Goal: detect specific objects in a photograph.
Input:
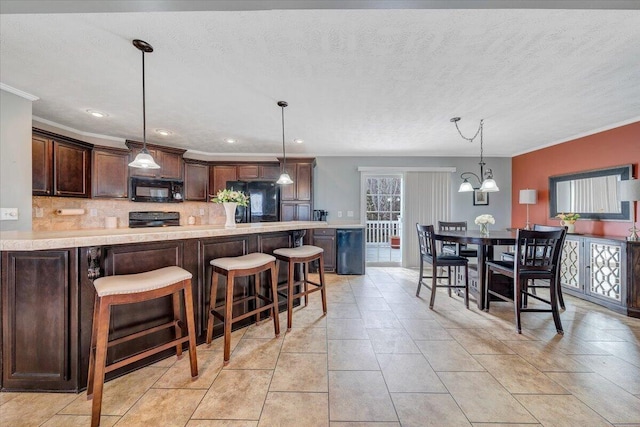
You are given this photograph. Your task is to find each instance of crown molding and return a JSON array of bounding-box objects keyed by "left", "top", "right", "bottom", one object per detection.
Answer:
[{"left": 0, "top": 83, "right": 39, "bottom": 101}]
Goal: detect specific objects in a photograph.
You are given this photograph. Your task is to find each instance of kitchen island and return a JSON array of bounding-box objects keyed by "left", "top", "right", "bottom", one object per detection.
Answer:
[{"left": 0, "top": 221, "right": 327, "bottom": 392}]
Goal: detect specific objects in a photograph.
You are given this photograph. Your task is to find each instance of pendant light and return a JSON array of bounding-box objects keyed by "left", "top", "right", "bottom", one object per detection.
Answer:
[
  {"left": 450, "top": 117, "right": 499, "bottom": 193},
  {"left": 128, "top": 39, "right": 160, "bottom": 169},
  {"left": 276, "top": 101, "right": 294, "bottom": 185}
]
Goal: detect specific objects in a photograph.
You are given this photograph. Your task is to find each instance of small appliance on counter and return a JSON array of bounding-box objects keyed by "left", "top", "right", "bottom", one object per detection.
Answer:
[
  {"left": 129, "top": 211, "right": 180, "bottom": 228},
  {"left": 313, "top": 209, "right": 328, "bottom": 221}
]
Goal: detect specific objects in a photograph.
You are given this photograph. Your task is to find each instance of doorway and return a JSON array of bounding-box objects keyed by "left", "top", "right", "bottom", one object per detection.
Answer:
[{"left": 363, "top": 175, "right": 403, "bottom": 266}]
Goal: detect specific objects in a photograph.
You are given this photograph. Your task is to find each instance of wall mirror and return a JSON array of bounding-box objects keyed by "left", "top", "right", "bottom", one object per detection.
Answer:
[{"left": 549, "top": 164, "right": 632, "bottom": 220}]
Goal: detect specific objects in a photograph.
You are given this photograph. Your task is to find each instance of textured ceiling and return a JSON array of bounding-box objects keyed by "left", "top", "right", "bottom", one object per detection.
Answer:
[{"left": 1, "top": 5, "right": 640, "bottom": 158}]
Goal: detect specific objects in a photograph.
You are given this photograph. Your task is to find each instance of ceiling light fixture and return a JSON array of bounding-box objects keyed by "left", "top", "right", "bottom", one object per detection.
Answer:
[
  {"left": 276, "top": 101, "right": 293, "bottom": 185},
  {"left": 450, "top": 117, "right": 499, "bottom": 192},
  {"left": 128, "top": 39, "right": 160, "bottom": 170},
  {"left": 155, "top": 129, "right": 172, "bottom": 136},
  {"left": 87, "top": 109, "right": 107, "bottom": 118},
  {"left": 225, "top": 138, "right": 236, "bottom": 144}
]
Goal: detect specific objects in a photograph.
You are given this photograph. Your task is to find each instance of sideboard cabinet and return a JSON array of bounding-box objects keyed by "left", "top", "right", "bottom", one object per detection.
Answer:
[{"left": 560, "top": 235, "right": 639, "bottom": 316}]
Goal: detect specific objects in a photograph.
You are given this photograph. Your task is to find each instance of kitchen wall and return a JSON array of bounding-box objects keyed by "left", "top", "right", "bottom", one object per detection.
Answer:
[
  {"left": 32, "top": 197, "right": 225, "bottom": 231},
  {"left": 512, "top": 121, "right": 640, "bottom": 237},
  {"left": 0, "top": 89, "right": 33, "bottom": 232},
  {"left": 313, "top": 156, "right": 512, "bottom": 230}
]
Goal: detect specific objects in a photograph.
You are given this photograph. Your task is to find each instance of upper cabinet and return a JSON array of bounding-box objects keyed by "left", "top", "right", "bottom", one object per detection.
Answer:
[
  {"left": 92, "top": 147, "right": 129, "bottom": 199},
  {"left": 184, "top": 160, "right": 209, "bottom": 201},
  {"left": 125, "top": 140, "right": 186, "bottom": 179},
  {"left": 32, "top": 129, "right": 92, "bottom": 198},
  {"left": 210, "top": 165, "right": 238, "bottom": 196},
  {"left": 209, "top": 163, "right": 282, "bottom": 196},
  {"left": 280, "top": 159, "right": 314, "bottom": 202}
]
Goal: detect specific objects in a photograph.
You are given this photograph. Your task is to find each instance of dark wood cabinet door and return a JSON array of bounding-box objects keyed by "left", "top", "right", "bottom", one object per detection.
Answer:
[
  {"left": 185, "top": 162, "right": 209, "bottom": 201},
  {"left": 2, "top": 250, "right": 78, "bottom": 391},
  {"left": 159, "top": 151, "right": 183, "bottom": 179},
  {"left": 280, "top": 171, "right": 296, "bottom": 201},
  {"left": 32, "top": 135, "right": 53, "bottom": 195},
  {"left": 211, "top": 166, "right": 237, "bottom": 194},
  {"left": 259, "top": 164, "right": 281, "bottom": 180},
  {"left": 281, "top": 203, "right": 296, "bottom": 221},
  {"left": 92, "top": 148, "right": 129, "bottom": 198},
  {"left": 313, "top": 234, "right": 336, "bottom": 271},
  {"left": 237, "top": 165, "right": 259, "bottom": 179},
  {"left": 297, "top": 202, "right": 311, "bottom": 221},
  {"left": 53, "top": 140, "right": 91, "bottom": 197},
  {"left": 296, "top": 163, "right": 312, "bottom": 201}
]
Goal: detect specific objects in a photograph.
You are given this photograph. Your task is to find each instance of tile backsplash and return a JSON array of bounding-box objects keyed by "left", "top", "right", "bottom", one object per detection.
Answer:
[{"left": 32, "top": 197, "right": 225, "bottom": 231}]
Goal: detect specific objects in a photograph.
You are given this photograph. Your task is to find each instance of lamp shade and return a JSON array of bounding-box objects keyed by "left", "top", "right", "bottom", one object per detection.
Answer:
[
  {"left": 458, "top": 180, "right": 474, "bottom": 192},
  {"left": 519, "top": 189, "right": 537, "bottom": 205},
  {"left": 479, "top": 178, "right": 499, "bottom": 192},
  {"left": 128, "top": 149, "right": 160, "bottom": 169},
  {"left": 619, "top": 179, "right": 640, "bottom": 202},
  {"left": 276, "top": 172, "right": 293, "bottom": 185}
]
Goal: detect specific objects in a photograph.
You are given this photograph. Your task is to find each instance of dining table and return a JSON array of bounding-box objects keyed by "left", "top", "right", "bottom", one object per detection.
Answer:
[{"left": 433, "top": 229, "right": 517, "bottom": 310}]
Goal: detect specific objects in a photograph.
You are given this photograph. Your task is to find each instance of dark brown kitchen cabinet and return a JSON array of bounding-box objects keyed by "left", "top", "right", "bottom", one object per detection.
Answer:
[
  {"left": 313, "top": 228, "right": 336, "bottom": 272},
  {"left": 184, "top": 161, "right": 209, "bottom": 201},
  {"left": 281, "top": 202, "right": 311, "bottom": 221},
  {"left": 210, "top": 165, "right": 238, "bottom": 195},
  {"left": 1, "top": 250, "right": 79, "bottom": 391},
  {"left": 280, "top": 160, "right": 314, "bottom": 201},
  {"left": 92, "top": 147, "right": 129, "bottom": 198},
  {"left": 260, "top": 164, "right": 281, "bottom": 180},
  {"left": 237, "top": 165, "right": 259, "bottom": 179},
  {"left": 32, "top": 129, "right": 92, "bottom": 198},
  {"left": 126, "top": 140, "right": 185, "bottom": 179}
]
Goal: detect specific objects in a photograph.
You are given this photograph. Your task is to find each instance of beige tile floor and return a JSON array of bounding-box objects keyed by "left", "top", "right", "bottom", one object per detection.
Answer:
[{"left": 2, "top": 267, "right": 640, "bottom": 426}]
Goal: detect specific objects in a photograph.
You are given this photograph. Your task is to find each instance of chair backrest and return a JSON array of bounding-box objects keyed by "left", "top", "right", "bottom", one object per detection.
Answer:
[
  {"left": 438, "top": 221, "right": 467, "bottom": 232},
  {"left": 514, "top": 228, "right": 566, "bottom": 276},
  {"left": 532, "top": 224, "right": 566, "bottom": 232},
  {"left": 416, "top": 223, "right": 437, "bottom": 260}
]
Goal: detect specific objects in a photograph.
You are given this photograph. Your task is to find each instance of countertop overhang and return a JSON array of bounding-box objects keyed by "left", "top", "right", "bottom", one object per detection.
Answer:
[{"left": 0, "top": 221, "right": 329, "bottom": 251}]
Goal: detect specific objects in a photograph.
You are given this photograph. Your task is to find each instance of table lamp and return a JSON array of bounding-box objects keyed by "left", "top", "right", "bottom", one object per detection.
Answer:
[
  {"left": 519, "top": 189, "right": 537, "bottom": 230},
  {"left": 619, "top": 178, "right": 640, "bottom": 241}
]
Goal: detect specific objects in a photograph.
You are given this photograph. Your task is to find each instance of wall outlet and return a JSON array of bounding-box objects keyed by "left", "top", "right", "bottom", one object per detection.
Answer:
[
  {"left": 90, "top": 208, "right": 98, "bottom": 217},
  {"left": 347, "top": 210, "right": 354, "bottom": 217},
  {"left": 199, "top": 208, "right": 205, "bottom": 216},
  {"left": 0, "top": 208, "right": 19, "bottom": 221},
  {"left": 35, "top": 207, "right": 44, "bottom": 218},
  {"left": 337, "top": 211, "right": 343, "bottom": 218}
]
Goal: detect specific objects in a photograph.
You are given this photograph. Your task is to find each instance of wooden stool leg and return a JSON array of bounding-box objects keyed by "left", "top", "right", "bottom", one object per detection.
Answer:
[
  {"left": 286, "top": 259, "right": 295, "bottom": 331},
  {"left": 269, "top": 262, "right": 280, "bottom": 337},
  {"left": 206, "top": 271, "right": 216, "bottom": 345},
  {"left": 86, "top": 293, "right": 100, "bottom": 400},
  {"left": 90, "top": 297, "right": 111, "bottom": 427},
  {"left": 223, "top": 272, "right": 235, "bottom": 365},
  {"left": 318, "top": 254, "right": 327, "bottom": 314},
  {"left": 183, "top": 280, "right": 199, "bottom": 377},
  {"left": 303, "top": 262, "right": 309, "bottom": 307},
  {"left": 172, "top": 291, "right": 183, "bottom": 359},
  {"left": 254, "top": 272, "right": 262, "bottom": 325}
]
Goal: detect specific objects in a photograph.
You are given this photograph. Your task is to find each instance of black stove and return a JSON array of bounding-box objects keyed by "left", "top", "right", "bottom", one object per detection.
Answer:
[{"left": 129, "top": 211, "right": 180, "bottom": 228}]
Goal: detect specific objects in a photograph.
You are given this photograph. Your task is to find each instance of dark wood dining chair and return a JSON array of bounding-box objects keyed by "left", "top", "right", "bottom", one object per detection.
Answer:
[
  {"left": 486, "top": 228, "right": 567, "bottom": 334},
  {"left": 437, "top": 221, "right": 477, "bottom": 258},
  {"left": 416, "top": 223, "right": 469, "bottom": 309}
]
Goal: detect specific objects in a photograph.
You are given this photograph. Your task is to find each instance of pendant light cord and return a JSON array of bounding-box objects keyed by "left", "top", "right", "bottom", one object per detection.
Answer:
[
  {"left": 281, "top": 104, "right": 286, "bottom": 173},
  {"left": 141, "top": 49, "right": 147, "bottom": 150}
]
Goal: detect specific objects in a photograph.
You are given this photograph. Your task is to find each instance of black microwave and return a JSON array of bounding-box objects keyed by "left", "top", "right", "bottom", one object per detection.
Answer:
[{"left": 130, "top": 177, "right": 184, "bottom": 203}]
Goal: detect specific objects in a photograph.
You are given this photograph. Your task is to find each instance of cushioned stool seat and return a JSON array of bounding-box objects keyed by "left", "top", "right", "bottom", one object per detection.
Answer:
[
  {"left": 206, "top": 252, "right": 280, "bottom": 364},
  {"left": 273, "top": 245, "right": 327, "bottom": 331},
  {"left": 87, "top": 266, "right": 197, "bottom": 427}
]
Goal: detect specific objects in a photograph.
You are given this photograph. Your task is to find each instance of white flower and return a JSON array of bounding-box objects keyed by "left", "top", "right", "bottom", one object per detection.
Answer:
[{"left": 474, "top": 214, "right": 495, "bottom": 225}]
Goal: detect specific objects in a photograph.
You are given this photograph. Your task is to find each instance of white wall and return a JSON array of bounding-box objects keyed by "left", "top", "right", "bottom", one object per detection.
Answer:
[
  {"left": 313, "top": 156, "right": 512, "bottom": 230},
  {"left": 1, "top": 90, "right": 33, "bottom": 231}
]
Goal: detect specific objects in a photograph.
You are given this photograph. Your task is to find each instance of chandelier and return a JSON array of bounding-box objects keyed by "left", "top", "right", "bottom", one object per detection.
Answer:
[{"left": 450, "top": 117, "right": 499, "bottom": 192}]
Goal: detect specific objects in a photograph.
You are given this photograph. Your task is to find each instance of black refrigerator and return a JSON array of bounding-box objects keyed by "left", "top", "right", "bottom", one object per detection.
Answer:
[{"left": 226, "top": 181, "right": 279, "bottom": 223}]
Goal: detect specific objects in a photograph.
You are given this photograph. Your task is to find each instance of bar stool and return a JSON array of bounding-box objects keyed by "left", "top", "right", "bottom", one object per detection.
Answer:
[
  {"left": 206, "top": 252, "right": 280, "bottom": 364},
  {"left": 273, "top": 245, "right": 327, "bottom": 331},
  {"left": 87, "top": 266, "right": 198, "bottom": 427}
]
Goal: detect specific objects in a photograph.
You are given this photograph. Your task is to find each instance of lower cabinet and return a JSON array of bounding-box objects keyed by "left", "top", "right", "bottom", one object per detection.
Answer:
[
  {"left": 313, "top": 228, "right": 336, "bottom": 272},
  {"left": 560, "top": 236, "right": 629, "bottom": 314},
  {"left": 1, "top": 250, "right": 78, "bottom": 391}
]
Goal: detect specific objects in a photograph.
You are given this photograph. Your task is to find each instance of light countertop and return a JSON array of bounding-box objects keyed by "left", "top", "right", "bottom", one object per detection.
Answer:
[{"left": 0, "top": 221, "right": 328, "bottom": 251}]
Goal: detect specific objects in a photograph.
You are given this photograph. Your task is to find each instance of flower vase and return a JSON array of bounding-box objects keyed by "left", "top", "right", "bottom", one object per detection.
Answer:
[
  {"left": 561, "top": 221, "right": 575, "bottom": 234},
  {"left": 223, "top": 202, "right": 237, "bottom": 228},
  {"left": 480, "top": 223, "right": 489, "bottom": 235}
]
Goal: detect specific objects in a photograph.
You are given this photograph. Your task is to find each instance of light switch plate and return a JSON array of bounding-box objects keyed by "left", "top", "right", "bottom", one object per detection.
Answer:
[
  {"left": 337, "top": 211, "right": 343, "bottom": 218},
  {"left": 90, "top": 209, "right": 98, "bottom": 217},
  {"left": 199, "top": 209, "right": 205, "bottom": 216},
  {"left": 35, "top": 207, "right": 44, "bottom": 217},
  {"left": 347, "top": 210, "right": 354, "bottom": 217},
  {"left": 0, "top": 208, "right": 19, "bottom": 220}
]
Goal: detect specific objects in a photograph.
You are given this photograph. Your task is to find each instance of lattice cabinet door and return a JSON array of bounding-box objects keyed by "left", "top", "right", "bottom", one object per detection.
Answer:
[
  {"left": 587, "top": 239, "right": 626, "bottom": 304},
  {"left": 560, "top": 238, "right": 581, "bottom": 291}
]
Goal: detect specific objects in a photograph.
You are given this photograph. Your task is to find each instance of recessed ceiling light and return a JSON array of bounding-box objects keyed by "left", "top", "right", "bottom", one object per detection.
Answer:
[
  {"left": 225, "top": 138, "right": 236, "bottom": 144},
  {"left": 293, "top": 139, "right": 304, "bottom": 144},
  {"left": 155, "top": 129, "right": 172, "bottom": 136},
  {"left": 86, "top": 109, "right": 108, "bottom": 118}
]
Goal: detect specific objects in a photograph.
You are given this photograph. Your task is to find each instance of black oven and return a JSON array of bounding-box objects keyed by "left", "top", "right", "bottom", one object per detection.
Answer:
[{"left": 130, "top": 177, "right": 184, "bottom": 203}]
